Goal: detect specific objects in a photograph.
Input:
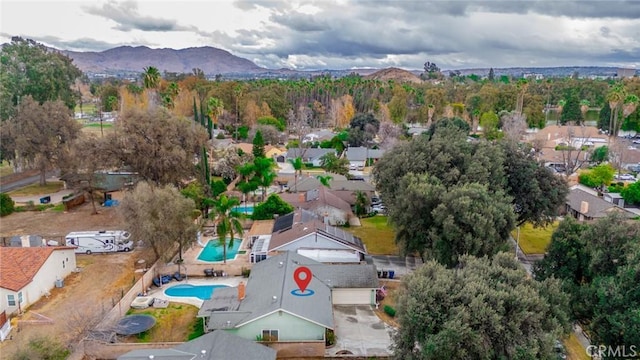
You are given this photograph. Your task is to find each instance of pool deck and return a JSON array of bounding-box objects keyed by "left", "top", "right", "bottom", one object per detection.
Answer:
[{"left": 147, "top": 276, "right": 246, "bottom": 308}]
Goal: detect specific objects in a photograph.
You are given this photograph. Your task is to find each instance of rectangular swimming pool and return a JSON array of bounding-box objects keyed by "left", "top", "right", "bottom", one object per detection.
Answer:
[
  {"left": 197, "top": 238, "right": 242, "bottom": 262},
  {"left": 164, "top": 284, "right": 229, "bottom": 300},
  {"left": 232, "top": 205, "right": 254, "bottom": 214}
]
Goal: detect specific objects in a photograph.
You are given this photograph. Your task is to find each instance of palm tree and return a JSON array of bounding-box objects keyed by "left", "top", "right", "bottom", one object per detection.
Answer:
[
  {"left": 316, "top": 175, "right": 333, "bottom": 188},
  {"left": 289, "top": 157, "right": 304, "bottom": 191},
  {"left": 210, "top": 194, "right": 244, "bottom": 264},
  {"left": 207, "top": 97, "right": 224, "bottom": 128},
  {"left": 353, "top": 190, "right": 369, "bottom": 217},
  {"left": 607, "top": 84, "right": 626, "bottom": 138},
  {"left": 143, "top": 66, "right": 161, "bottom": 107}
]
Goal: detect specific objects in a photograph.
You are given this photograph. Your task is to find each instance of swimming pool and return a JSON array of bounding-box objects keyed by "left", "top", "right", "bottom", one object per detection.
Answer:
[
  {"left": 197, "top": 238, "right": 242, "bottom": 262},
  {"left": 164, "top": 284, "right": 229, "bottom": 300},
  {"left": 232, "top": 205, "right": 254, "bottom": 214}
]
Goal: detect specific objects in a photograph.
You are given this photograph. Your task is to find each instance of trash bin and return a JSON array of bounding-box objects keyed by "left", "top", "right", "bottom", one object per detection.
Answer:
[
  {"left": 105, "top": 193, "right": 112, "bottom": 201},
  {"left": 55, "top": 279, "right": 64, "bottom": 288},
  {"left": 382, "top": 270, "right": 388, "bottom": 278},
  {"left": 40, "top": 196, "right": 51, "bottom": 204},
  {"left": 388, "top": 270, "right": 395, "bottom": 279}
]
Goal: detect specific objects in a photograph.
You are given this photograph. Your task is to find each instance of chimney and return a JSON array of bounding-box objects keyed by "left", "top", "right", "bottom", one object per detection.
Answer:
[
  {"left": 580, "top": 201, "right": 589, "bottom": 214},
  {"left": 237, "top": 281, "right": 246, "bottom": 301},
  {"left": 299, "top": 192, "right": 305, "bottom": 203}
]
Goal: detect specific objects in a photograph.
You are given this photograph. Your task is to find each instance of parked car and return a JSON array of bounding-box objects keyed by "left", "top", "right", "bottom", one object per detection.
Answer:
[
  {"left": 371, "top": 197, "right": 381, "bottom": 206},
  {"left": 615, "top": 173, "right": 636, "bottom": 181},
  {"left": 633, "top": 139, "right": 640, "bottom": 144},
  {"left": 372, "top": 204, "right": 386, "bottom": 214}
]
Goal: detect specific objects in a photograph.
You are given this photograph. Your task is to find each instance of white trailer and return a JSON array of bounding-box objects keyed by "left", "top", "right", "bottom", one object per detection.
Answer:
[{"left": 65, "top": 230, "right": 133, "bottom": 254}]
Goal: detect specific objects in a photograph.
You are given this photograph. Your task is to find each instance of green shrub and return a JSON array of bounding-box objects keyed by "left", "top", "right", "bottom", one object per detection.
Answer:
[
  {"left": 384, "top": 305, "right": 396, "bottom": 317},
  {"left": 0, "top": 193, "right": 15, "bottom": 216},
  {"left": 216, "top": 132, "right": 226, "bottom": 139},
  {"left": 210, "top": 180, "right": 227, "bottom": 197},
  {"left": 257, "top": 116, "right": 285, "bottom": 132},
  {"left": 241, "top": 267, "right": 251, "bottom": 278},
  {"left": 251, "top": 194, "right": 294, "bottom": 220}
]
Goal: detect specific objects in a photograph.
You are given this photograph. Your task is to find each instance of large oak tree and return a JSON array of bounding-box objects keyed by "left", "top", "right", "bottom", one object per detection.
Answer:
[
  {"left": 106, "top": 107, "right": 208, "bottom": 186},
  {"left": 393, "top": 253, "right": 570, "bottom": 359}
]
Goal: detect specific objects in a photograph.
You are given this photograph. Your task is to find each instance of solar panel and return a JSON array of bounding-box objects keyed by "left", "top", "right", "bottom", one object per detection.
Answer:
[{"left": 272, "top": 212, "right": 294, "bottom": 233}]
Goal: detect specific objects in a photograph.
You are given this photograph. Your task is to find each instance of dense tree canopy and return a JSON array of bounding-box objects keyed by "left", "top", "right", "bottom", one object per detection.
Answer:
[
  {"left": 393, "top": 253, "right": 570, "bottom": 359},
  {"left": 4, "top": 96, "right": 81, "bottom": 185},
  {"left": 534, "top": 215, "right": 640, "bottom": 348},
  {"left": 373, "top": 122, "right": 568, "bottom": 264},
  {"left": 0, "top": 37, "right": 82, "bottom": 121},
  {"left": 105, "top": 107, "right": 208, "bottom": 185}
]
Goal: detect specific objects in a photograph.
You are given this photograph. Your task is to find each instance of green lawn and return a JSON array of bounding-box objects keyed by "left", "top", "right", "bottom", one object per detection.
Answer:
[
  {"left": 346, "top": 216, "right": 398, "bottom": 255},
  {"left": 512, "top": 222, "right": 559, "bottom": 255}
]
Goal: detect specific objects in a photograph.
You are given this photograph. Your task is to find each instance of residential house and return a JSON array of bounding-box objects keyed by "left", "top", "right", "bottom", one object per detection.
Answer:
[
  {"left": 286, "top": 176, "right": 375, "bottom": 206},
  {"left": 0, "top": 247, "right": 77, "bottom": 317},
  {"left": 524, "top": 125, "right": 607, "bottom": 172},
  {"left": 268, "top": 210, "right": 367, "bottom": 263},
  {"left": 344, "top": 147, "right": 385, "bottom": 169},
  {"left": 197, "top": 252, "right": 378, "bottom": 357},
  {"left": 280, "top": 187, "right": 354, "bottom": 226},
  {"left": 231, "top": 143, "right": 286, "bottom": 159},
  {"left": 603, "top": 192, "right": 625, "bottom": 207},
  {"left": 285, "top": 148, "right": 336, "bottom": 167},
  {"left": 303, "top": 130, "right": 335, "bottom": 144},
  {"left": 247, "top": 220, "right": 275, "bottom": 264},
  {"left": 565, "top": 188, "right": 636, "bottom": 221},
  {"left": 117, "top": 329, "right": 276, "bottom": 360}
]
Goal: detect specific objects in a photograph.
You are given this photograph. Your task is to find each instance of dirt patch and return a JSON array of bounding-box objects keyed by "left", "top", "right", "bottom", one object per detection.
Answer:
[
  {"left": 0, "top": 198, "right": 155, "bottom": 358},
  {"left": 0, "top": 192, "right": 126, "bottom": 240},
  {"left": 374, "top": 280, "right": 400, "bottom": 328},
  {"left": 123, "top": 303, "right": 200, "bottom": 343}
]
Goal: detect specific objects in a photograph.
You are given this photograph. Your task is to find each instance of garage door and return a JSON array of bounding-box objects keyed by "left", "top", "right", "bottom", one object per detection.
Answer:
[{"left": 332, "top": 289, "right": 374, "bottom": 305}]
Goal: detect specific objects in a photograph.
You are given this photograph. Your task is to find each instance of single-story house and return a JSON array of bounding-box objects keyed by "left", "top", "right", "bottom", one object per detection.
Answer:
[
  {"left": 0, "top": 247, "right": 77, "bottom": 317},
  {"left": 565, "top": 188, "right": 636, "bottom": 221},
  {"left": 286, "top": 174, "right": 348, "bottom": 193},
  {"left": 280, "top": 187, "right": 354, "bottom": 226},
  {"left": 117, "top": 329, "right": 276, "bottom": 360},
  {"left": 231, "top": 143, "right": 286, "bottom": 159},
  {"left": 268, "top": 210, "right": 367, "bottom": 263},
  {"left": 197, "top": 252, "right": 378, "bottom": 356},
  {"left": 344, "top": 147, "right": 386, "bottom": 169},
  {"left": 285, "top": 148, "right": 336, "bottom": 167},
  {"left": 303, "top": 130, "right": 336, "bottom": 144},
  {"left": 328, "top": 180, "right": 376, "bottom": 205}
]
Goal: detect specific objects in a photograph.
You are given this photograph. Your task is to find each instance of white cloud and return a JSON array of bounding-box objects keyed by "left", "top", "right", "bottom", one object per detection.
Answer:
[{"left": 1, "top": 0, "right": 638, "bottom": 70}]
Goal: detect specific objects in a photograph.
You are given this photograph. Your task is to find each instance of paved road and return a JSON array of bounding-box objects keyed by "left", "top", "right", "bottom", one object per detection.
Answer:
[{"left": 0, "top": 170, "right": 59, "bottom": 193}]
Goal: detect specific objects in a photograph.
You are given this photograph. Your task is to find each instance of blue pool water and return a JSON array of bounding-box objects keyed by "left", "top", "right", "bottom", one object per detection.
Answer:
[
  {"left": 232, "top": 205, "right": 254, "bottom": 214},
  {"left": 164, "top": 284, "right": 229, "bottom": 300},
  {"left": 197, "top": 239, "right": 242, "bottom": 262}
]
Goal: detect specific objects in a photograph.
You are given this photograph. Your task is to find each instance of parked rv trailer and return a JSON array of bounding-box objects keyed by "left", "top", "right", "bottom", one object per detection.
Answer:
[{"left": 65, "top": 230, "right": 133, "bottom": 254}]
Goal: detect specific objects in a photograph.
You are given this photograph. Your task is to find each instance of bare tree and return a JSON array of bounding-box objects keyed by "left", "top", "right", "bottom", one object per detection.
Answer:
[
  {"left": 377, "top": 121, "right": 401, "bottom": 150},
  {"left": 106, "top": 107, "right": 208, "bottom": 186},
  {"left": 500, "top": 110, "right": 528, "bottom": 142},
  {"left": 60, "top": 135, "right": 119, "bottom": 214},
  {"left": 120, "top": 182, "right": 199, "bottom": 262},
  {"left": 559, "top": 126, "right": 591, "bottom": 176}
]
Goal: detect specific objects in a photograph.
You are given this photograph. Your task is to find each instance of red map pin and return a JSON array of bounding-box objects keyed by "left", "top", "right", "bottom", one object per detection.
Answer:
[{"left": 294, "top": 266, "right": 312, "bottom": 293}]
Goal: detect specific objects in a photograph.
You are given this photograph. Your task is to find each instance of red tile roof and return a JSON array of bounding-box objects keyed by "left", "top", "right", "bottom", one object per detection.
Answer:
[{"left": 0, "top": 247, "right": 74, "bottom": 291}]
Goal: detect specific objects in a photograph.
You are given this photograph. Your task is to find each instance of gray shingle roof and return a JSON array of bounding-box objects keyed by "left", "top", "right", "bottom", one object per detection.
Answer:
[
  {"left": 287, "top": 148, "right": 336, "bottom": 162},
  {"left": 345, "top": 147, "right": 386, "bottom": 161},
  {"left": 566, "top": 189, "right": 635, "bottom": 219},
  {"left": 118, "top": 330, "right": 276, "bottom": 360},
  {"left": 268, "top": 210, "right": 365, "bottom": 253},
  {"left": 307, "top": 264, "right": 379, "bottom": 288},
  {"left": 201, "top": 252, "right": 334, "bottom": 332}
]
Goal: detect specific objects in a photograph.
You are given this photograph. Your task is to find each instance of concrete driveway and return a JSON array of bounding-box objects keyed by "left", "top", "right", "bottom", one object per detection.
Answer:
[
  {"left": 371, "top": 255, "right": 423, "bottom": 278},
  {"left": 328, "top": 305, "right": 394, "bottom": 357}
]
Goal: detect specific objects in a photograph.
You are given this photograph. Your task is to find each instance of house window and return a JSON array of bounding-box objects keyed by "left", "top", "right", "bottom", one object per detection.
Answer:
[
  {"left": 7, "top": 294, "right": 15, "bottom": 307},
  {"left": 262, "top": 329, "right": 279, "bottom": 341},
  {"left": 18, "top": 292, "right": 23, "bottom": 304}
]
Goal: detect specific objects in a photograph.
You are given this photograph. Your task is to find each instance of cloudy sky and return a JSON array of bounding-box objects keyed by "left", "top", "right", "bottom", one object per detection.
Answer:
[{"left": 1, "top": 0, "right": 639, "bottom": 71}]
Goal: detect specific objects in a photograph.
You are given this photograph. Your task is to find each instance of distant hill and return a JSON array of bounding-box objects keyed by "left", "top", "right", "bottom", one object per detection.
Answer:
[
  {"left": 364, "top": 67, "right": 423, "bottom": 84},
  {"left": 61, "top": 46, "right": 265, "bottom": 75}
]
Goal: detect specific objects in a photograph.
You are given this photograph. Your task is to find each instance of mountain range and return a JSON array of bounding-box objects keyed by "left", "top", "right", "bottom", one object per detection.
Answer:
[{"left": 58, "top": 45, "right": 633, "bottom": 79}]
